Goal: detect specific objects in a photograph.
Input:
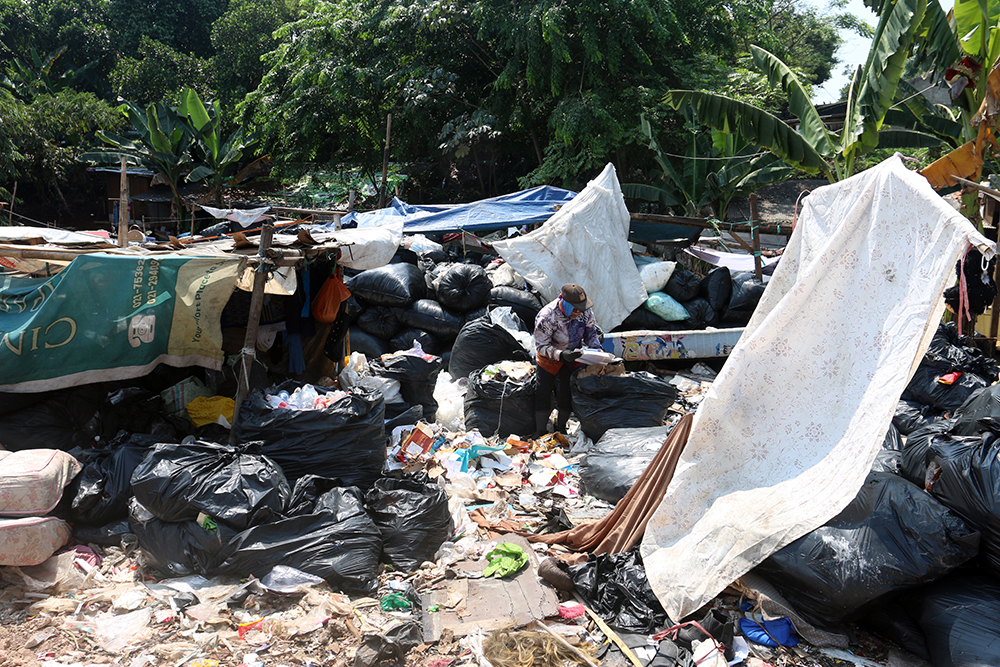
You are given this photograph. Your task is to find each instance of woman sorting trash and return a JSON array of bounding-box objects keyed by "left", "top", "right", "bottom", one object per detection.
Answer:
[{"left": 533, "top": 283, "right": 601, "bottom": 435}]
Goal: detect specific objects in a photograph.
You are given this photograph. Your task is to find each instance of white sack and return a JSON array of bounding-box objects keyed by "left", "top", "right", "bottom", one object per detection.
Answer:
[
  {"left": 330, "top": 219, "right": 403, "bottom": 270},
  {"left": 492, "top": 164, "right": 647, "bottom": 330},
  {"left": 641, "top": 156, "right": 994, "bottom": 621}
]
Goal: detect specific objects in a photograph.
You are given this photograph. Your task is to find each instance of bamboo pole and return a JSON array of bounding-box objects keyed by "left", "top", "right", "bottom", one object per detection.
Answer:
[
  {"left": 8, "top": 181, "right": 17, "bottom": 225},
  {"left": 750, "top": 193, "right": 763, "bottom": 281},
  {"left": 118, "top": 159, "right": 129, "bottom": 247},
  {"left": 230, "top": 220, "right": 275, "bottom": 445},
  {"left": 378, "top": 113, "right": 393, "bottom": 209}
]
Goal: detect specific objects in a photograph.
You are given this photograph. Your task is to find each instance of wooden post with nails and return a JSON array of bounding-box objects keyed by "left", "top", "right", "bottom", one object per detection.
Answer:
[{"left": 230, "top": 220, "right": 274, "bottom": 444}]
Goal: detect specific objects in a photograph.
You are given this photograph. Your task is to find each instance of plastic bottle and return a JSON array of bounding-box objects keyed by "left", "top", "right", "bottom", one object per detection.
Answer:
[
  {"left": 299, "top": 385, "right": 319, "bottom": 410},
  {"left": 265, "top": 395, "right": 284, "bottom": 409}
]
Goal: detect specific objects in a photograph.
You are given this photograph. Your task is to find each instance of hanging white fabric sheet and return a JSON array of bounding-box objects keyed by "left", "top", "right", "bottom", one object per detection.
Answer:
[
  {"left": 641, "top": 156, "right": 994, "bottom": 621},
  {"left": 492, "top": 163, "right": 647, "bottom": 331}
]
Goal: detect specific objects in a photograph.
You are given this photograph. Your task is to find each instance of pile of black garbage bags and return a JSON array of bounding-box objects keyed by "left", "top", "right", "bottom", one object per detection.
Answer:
[
  {"left": 746, "top": 322, "right": 1000, "bottom": 665},
  {"left": 335, "top": 249, "right": 544, "bottom": 364},
  {"left": 614, "top": 266, "right": 766, "bottom": 332},
  {"left": 36, "top": 379, "right": 455, "bottom": 595}
]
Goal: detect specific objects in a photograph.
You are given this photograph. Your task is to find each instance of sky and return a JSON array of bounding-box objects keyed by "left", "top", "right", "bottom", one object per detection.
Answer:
[{"left": 810, "top": 0, "right": 952, "bottom": 104}]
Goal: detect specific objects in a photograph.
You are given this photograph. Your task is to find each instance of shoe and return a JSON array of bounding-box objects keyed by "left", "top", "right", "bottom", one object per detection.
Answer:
[{"left": 533, "top": 411, "right": 549, "bottom": 438}]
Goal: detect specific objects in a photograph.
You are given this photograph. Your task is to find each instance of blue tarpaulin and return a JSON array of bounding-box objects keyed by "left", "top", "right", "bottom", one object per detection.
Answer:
[{"left": 329, "top": 185, "right": 577, "bottom": 234}]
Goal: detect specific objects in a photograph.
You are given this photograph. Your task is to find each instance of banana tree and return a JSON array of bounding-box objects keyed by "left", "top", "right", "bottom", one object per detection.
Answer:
[
  {"left": 663, "top": 0, "right": 939, "bottom": 182},
  {"left": 623, "top": 113, "right": 793, "bottom": 220},
  {"left": 179, "top": 88, "right": 256, "bottom": 206},
  {"left": 79, "top": 100, "right": 196, "bottom": 224}
]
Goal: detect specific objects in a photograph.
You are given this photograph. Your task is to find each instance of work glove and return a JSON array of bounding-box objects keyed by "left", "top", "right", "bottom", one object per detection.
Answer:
[{"left": 560, "top": 349, "right": 582, "bottom": 363}]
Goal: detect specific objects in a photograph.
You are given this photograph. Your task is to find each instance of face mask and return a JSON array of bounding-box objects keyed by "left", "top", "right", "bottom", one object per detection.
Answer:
[{"left": 559, "top": 297, "right": 576, "bottom": 317}]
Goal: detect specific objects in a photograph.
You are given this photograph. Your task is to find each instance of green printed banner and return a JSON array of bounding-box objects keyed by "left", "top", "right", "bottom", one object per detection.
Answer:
[{"left": 0, "top": 253, "right": 244, "bottom": 392}]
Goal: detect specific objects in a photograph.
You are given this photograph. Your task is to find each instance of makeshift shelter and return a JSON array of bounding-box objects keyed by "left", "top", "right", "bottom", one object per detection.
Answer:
[
  {"left": 493, "top": 164, "right": 647, "bottom": 331},
  {"left": 0, "top": 220, "right": 397, "bottom": 392},
  {"left": 640, "top": 156, "right": 995, "bottom": 621}
]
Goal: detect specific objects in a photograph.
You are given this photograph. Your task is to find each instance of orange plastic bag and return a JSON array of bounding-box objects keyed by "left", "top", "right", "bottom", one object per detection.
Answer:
[{"left": 312, "top": 272, "right": 351, "bottom": 323}]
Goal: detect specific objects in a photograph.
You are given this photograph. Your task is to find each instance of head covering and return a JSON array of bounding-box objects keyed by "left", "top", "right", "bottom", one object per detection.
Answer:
[{"left": 560, "top": 283, "right": 594, "bottom": 310}]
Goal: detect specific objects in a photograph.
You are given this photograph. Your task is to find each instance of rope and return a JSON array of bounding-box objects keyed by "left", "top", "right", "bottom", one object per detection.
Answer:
[
  {"left": 792, "top": 190, "right": 811, "bottom": 232},
  {"left": 958, "top": 248, "right": 970, "bottom": 337}
]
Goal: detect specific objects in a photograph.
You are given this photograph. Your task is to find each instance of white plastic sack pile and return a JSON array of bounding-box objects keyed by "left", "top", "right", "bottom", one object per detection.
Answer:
[
  {"left": 493, "top": 164, "right": 647, "bottom": 331},
  {"left": 329, "top": 219, "right": 404, "bottom": 270},
  {"left": 641, "top": 156, "right": 995, "bottom": 621}
]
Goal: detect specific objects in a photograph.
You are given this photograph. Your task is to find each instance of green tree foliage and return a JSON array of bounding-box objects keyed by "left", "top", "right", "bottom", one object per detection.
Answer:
[
  {"left": 241, "top": 0, "right": 859, "bottom": 197},
  {"left": 82, "top": 100, "right": 198, "bottom": 222},
  {"left": 211, "top": 0, "right": 292, "bottom": 108},
  {"left": 665, "top": 0, "right": 938, "bottom": 182},
  {"left": 180, "top": 87, "right": 257, "bottom": 204},
  {"left": 110, "top": 37, "right": 215, "bottom": 106},
  {"left": 0, "top": 88, "right": 121, "bottom": 207},
  {"left": 106, "top": 0, "right": 228, "bottom": 58}
]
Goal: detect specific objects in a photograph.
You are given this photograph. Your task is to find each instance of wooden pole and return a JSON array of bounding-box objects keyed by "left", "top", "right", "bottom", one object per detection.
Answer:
[
  {"left": 8, "top": 181, "right": 17, "bottom": 225},
  {"left": 118, "top": 159, "right": 129, "bottom": 247},
  {"left": 230, "top": 220, "right": 275, "bottom": 445},
  {"left": 750, "top": 193, "right": 763, "bottom": 281},
  {"left": 378, "top": 113, "right": 393, "bottom": 209}
]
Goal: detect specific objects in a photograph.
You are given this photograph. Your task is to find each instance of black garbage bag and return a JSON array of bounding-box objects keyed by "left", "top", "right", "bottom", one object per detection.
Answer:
[
  {"left": 464, "top": 365, "right": 536, "bottom": 438},
  {"left": 357, "top": 305, "right": 403, "bottom": 340},
  {"left": 613, "top": 306, "right": 690, "bottom": 332},
  {"left": 901, "top": 354, "right": 990, "bottom": 412},
  {"left": 217, "top": 487, "right": 382, "bottom": 594},
  {"left": 355, "top": 622, "right": 424, "bottom": 667},
  {"left": 434, "top": 264, "right": 491, "bottom": 312},
  {"left": 928, "top": 321, "right": 1000, "bottom": 383},
  {"left": 385, "top": 403, "right": 424, "bottom": 432},
  {"left": 882, "top": 423, "right": 904, "bottom": 451},
  {"left": 899, "top": 420, "right": 958, "bottom": 482},
  {"left": 0, "top": 385, "right": 104, "bottom": 451},
  {"left": 73, "top": 519, "right": 132, "bottom": 548},
  {"left": 913, "top": 571, "right": 1000, "bottom": 667},
  {"left": 860, "top": 598, "right": 930, "bottom": 661},
  {"left": 679, "top": 297, "right": 714, "bottom": 329},
  {"left": 347, "top": 263, "right": 426, "bottom": 307},
  {"left": 898, "top": 427, "right": 1000, "bottom": 576},
  {"left": 390, "top": 328, "right": 444, "bottom": 355},
  {"left": 364, "top": 471, "right": 453, "bottom": 572},
  {"left": 285, "top": 474, "right": 345, "bottom": 516},
  {"left": 397, "top": 299, "right": 464, "bottom": 340},
  {"left": 69, "top": 433, "right": 162, "bottom": 526},
  {"left": 952, "top": 384, "right": 1000, "bottom": 436},
  {"left": 131, "top": 440, "right": 291, "bottom": 530},
  {"left": 236, "top": 382, "right": 385, "bottom": 489},
  {"left": 449, "top": 317, "right": 531, "bottom": 379},
  {"left": 698, "top": 266, "right": 732, "bottom": 317},
  {"left": 569, "top": 547, "right": 668, "bottom": 633},
  {"left": 581, "top": 426, "right": 670, "bottom": 503},
  {"left": 129, "top": 498, "right": 237, "bottom": 577},
  {"left": 754, "top": 472, "right": 979, "bottom": 625},
  {"left": 665, "top": 267, "right": 701, "bottom": 303},
  {"left": 725, "top": 270, "right": 766, "bottom": 322},
  {"left": 347, "top": 326, "right": 391, "bottom": 359},
  {"left": 370, "top": 353, "right": 443, "bottom": 417},
  {"left": 871, "top": 449, "right": 903, "bottom": 475},
  {"left": 489, "top": 286, "right": 542, "bottom": 333},
  {"left": 894, "top": 399, "right": 947, "bottom": 436},
  {"left": 99, "top": 387, "right": 165, "bottom": 437},
  {"left": 571, "top": 369, "right": 678, "bottom": 441}
]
